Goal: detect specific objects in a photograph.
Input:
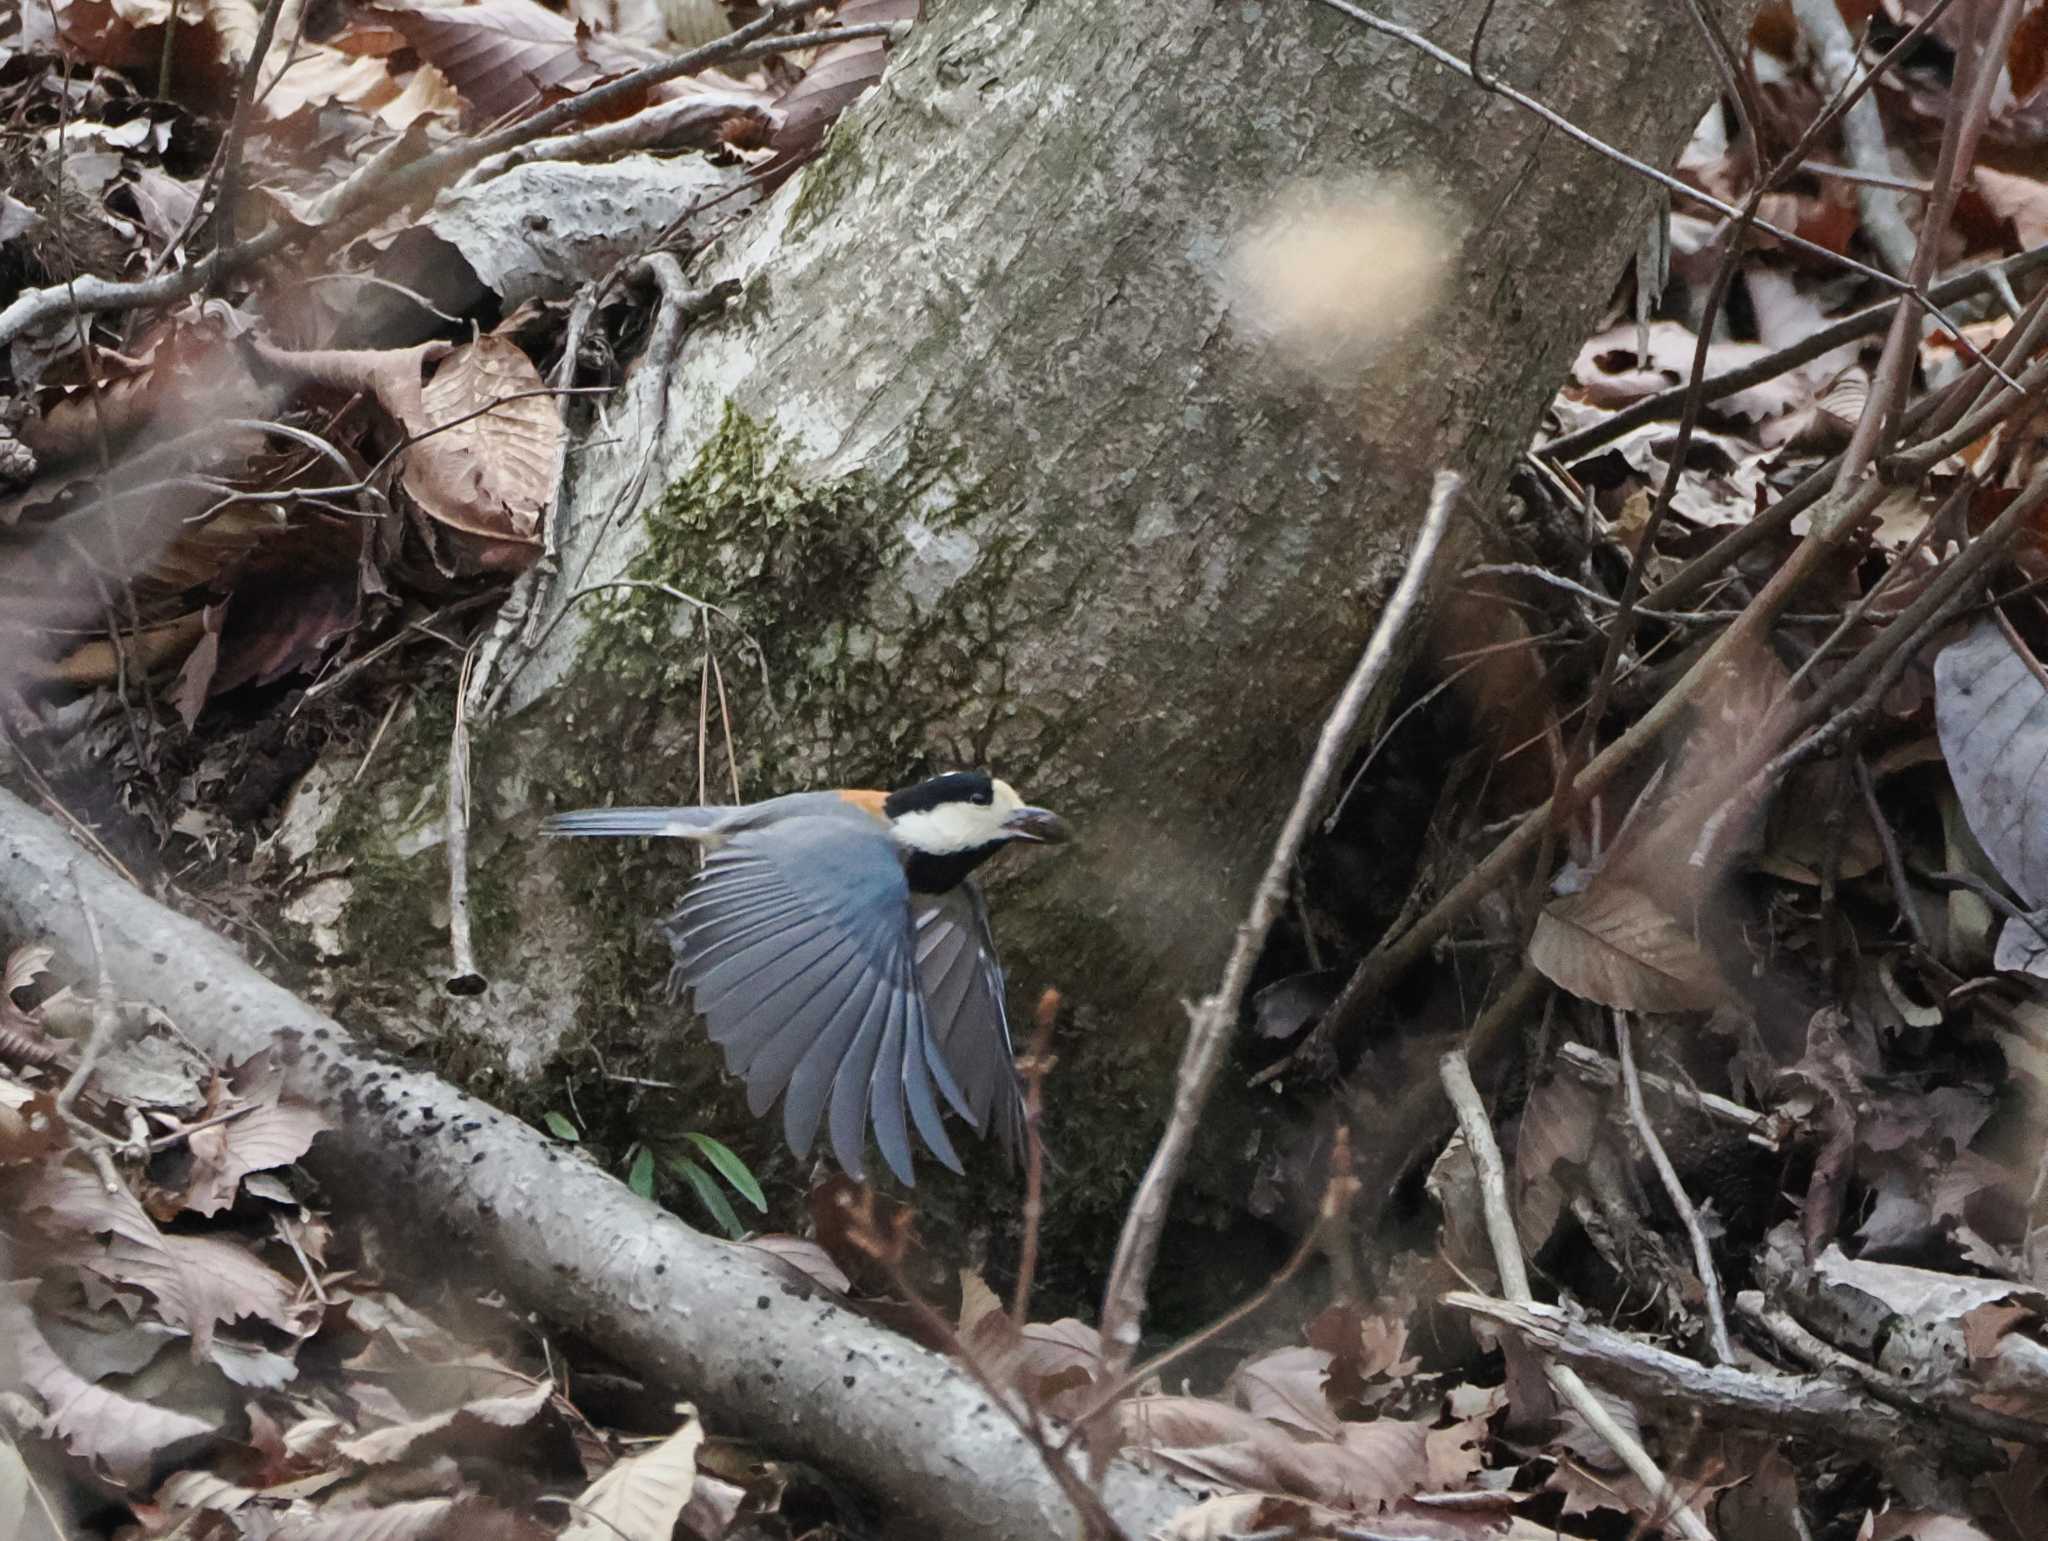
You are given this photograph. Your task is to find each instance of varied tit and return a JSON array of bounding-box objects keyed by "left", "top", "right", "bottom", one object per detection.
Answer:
[{"left": 544, "top": 771, "right": 1068, "bottom": 1185}]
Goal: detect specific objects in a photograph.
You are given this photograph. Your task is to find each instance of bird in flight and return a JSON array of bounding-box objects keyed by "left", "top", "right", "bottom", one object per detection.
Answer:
[{"left": 545, "top": 770, "right": 1067, "bottom": 1185}]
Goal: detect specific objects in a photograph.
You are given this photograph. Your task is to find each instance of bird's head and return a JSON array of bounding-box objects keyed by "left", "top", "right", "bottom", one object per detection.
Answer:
[{"left": 882, "top": 770, "right": 1068, "bottom": 858}]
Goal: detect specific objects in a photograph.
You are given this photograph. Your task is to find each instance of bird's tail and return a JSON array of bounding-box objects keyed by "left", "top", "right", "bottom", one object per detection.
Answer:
[{"left": 542, "top": 806, "right": 722, "bottom": 839}]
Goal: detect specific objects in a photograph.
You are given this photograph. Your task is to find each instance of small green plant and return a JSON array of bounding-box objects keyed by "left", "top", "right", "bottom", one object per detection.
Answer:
[
  {"left": 538, "top": 1111, "right": 764, "bottom": 1238},
  {"left": 602, "top": 1133, "right": 766, "bottom": 1240},
  {"left": 664, "top": 1133, "right": 766, "bottom": 1239},
  {"left": 541, "top": 1111, "right": 581, "bottom": 1142}
]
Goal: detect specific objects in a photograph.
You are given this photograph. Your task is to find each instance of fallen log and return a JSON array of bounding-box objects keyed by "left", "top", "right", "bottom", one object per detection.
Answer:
[{"left": 0, "top": 787, "right": 1194, "bottom": 1540}]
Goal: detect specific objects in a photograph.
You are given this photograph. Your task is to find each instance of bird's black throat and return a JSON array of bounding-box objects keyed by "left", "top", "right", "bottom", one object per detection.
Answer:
[{"left": 902, "top": 841, "right": 1007, "bottom": 895}]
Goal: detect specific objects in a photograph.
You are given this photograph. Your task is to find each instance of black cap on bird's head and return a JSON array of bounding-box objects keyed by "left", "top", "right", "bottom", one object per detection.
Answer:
[{"left": 883, "top": 771, "right": 1067, "bottom": 892}]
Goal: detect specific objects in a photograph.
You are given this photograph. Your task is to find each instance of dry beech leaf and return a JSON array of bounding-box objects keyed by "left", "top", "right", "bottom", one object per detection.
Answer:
[
  {"left": 1512, "top": 1077, "right": 1603, "bottom": 1251},
  {"left": 1122, "top": 1394, "right": 1434, "bottom": 1510},
  {"left": 398, "top": 335, "right": 554, "bottom": 566},
  {"left": 956, "top": 1265, "right": 1003, "bottom": 1335},
  {"left": 773, "top": 0, "right": 918, "bottom": 159},
  {"left": 1228, "top": 1345, "right": 1342, "bottom": 1439},
  {"left": 6, "top": 1300, "right": 216, "bottom": 1485},
  {"left": 1935, "top": 618, "right": 2048, "bottom": 912},
  {"left": 176, "top": 1062, "right": 329, "bottom": 1217},
  {"left": 28, "top": 1164, "right": 309, "bottom": 1355},
  {"left": 365, "top": 0, "right": 660, "bottom": 122},
  {"left": 558, "top": 1411, "right": 701, "bottom": 1541},
  {"left": 336, "top": 1377, "right": 552, "bottom": 1464},
  {"left": 1527, "top": 880, "right": 1723, "bottom": 1011},
  {"left": 968, "top": 1314, "right": 1103, "bottom": 1416},
  {"left": 742, "top": 1234, "right": 851, "bottom": 1294}
]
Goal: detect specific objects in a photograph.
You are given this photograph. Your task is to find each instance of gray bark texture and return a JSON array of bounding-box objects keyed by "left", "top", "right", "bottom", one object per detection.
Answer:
[
  {"left": 309, "top": 0, "right": 1743, "bottom": 1284},
  {"left": 0, "top": 788, "right": 1200, "bottom": 1541}
]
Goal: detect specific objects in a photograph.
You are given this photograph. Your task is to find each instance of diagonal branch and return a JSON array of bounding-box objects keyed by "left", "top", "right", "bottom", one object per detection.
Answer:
[
  {"left": 1096, "top": 472, "right": 1462, "bottom": 1372},
  {"left": 0, "top": 788, "right": 1197, "bottom": 1541}
]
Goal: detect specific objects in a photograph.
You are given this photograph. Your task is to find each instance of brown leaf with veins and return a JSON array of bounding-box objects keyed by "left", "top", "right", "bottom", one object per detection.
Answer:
[
  {"left": 336, "top": 1377, "right": 553, "bottom": 1465},
  {"left": 1527, "top": 880, "right": 1724, "bottom": 1012},
  {"left": 1229, "top": 1345, "right": 1341, "bottom": 1439},
  {"left": 1511, "top": 1077, "right": 1604, "bottom": 1252},
  {"left": 6, "top": 1296, "right": 217, "bottom": 1485},
  {"left": 28, "top": 1163, "right": 311, "bottom": 1355},
  {"left": 1122, "top": 1394, "right": 1436, "bottom": 1511},
  {"left": 174, "top": 1052, "right": 329, "bottom": 1217},
  {"left": 1, "top": 944, "right": 65, "bottom": 1067},
  {"left": 397, "top": 334, "right": 554, "bottom": 568}
]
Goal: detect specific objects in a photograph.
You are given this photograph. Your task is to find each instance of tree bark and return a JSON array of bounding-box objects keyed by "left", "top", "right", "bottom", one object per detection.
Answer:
[
  {"left": 312, "top": 0, "right": 1746, "bottom": 1288},
  {"left": 0, "top": 788, "right": 1199, "bottom": 1541}
]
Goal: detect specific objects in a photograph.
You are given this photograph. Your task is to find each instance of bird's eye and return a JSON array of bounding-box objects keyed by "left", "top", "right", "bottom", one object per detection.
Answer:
[{"left": 971, "top": 788, "right": 992, "bottom": 806}]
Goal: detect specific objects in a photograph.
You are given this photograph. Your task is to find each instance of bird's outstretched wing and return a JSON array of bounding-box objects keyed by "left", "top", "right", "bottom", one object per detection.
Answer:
[
  {"left": 544, "top": 806, "right": 723, "bottom": 839},
  {"left": 659, "top": 813, "right": 969, "bottom": 1184},
  {"left": 912, "top": 883, "right": 1026, "bottom": 1163}
]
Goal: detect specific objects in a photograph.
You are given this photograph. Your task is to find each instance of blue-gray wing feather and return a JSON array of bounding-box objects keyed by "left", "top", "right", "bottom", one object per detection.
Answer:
[
  {"left": 913, "top": 884, "right": 1026, "bottom": 1163},
  {"left": 658, "top": 812, "right": 972, "bottom": 1183}
]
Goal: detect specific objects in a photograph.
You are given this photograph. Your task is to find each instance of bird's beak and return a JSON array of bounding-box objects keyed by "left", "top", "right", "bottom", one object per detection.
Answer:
[{"left": 1004, "top": 806, "right": 1069, "bottom": 844}]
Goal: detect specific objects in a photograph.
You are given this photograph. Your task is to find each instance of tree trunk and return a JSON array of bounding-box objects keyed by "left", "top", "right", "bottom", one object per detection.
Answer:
[{"left": 314, "top": 0, "right": 1741, "bottom": 1300}]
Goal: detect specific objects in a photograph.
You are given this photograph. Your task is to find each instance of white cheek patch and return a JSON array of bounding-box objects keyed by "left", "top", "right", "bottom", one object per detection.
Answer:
[{"left": 892, "top": 801, "right": 1008, "bottom": 855}]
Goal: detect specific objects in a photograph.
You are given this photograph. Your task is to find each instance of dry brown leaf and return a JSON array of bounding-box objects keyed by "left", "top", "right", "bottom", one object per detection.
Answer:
[
  {"left": 956, "top": 1265, "right": 1003, "bottom": 1335},
  {"left": 29, "top": 1164, "right": 310, "bottom": 1355},
  {"left": 741, "top": 1234, "right": 851, "bottom": 1294},
  {"left": 772, "top": 0, "right": 917, "bottom": 160},
  {"left": 1511, "top": 1077, "right": 1603, "bottom": 1251},
  {"left": 239, "top": 1497, "right": 459, "bottom": 1539},
  {"left": 1976, "top": 165, "right": 2048, "bottom": 250},
  {"left": 43, "top": 613, "right": 207, "bottom": 690},
  {"left": 969, "top": 1314, "right": 1104, "bottom": 1416},
  {"left": 558, "top": 1410, "right": 701, "bottom": 1541},
  {"left": 1229, "top": 1346, "right": 1342, "bottom": 1439},
  {"left": 1935, "top": 618, "right": 2048, "bottom": 913},
  {"left": 367, "top": 0, "right": 661, "bottom": 122},
  {"left": 336, "top": 1377, "right": 552, "bottom": 1465},
  {"left": 1527, "top": 880, "right": 1724, "bottom": 1012},
  {"left": 175, "top": 1056, "right": 329, "bottom": 1217},
  {"left": 6, "top": 1299, "right": 217, "bottom": 1485},
  {"left": 1570, "top": 320, "right": 1810, "bottom": 422},
  {"left": 1121, "top": 1395, "right": 1436, "bottom": 1510},
  {"left": 397, "top": 334, "right": 554, "bottom": 565},
  {"left": 0, "top": 946, "right": 64, "bottom": 1068}
]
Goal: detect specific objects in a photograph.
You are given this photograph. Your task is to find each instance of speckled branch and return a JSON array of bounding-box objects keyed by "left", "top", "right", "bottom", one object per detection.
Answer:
[{"left": 0, "top": 788, "right": 1197, "bottom": 1541}]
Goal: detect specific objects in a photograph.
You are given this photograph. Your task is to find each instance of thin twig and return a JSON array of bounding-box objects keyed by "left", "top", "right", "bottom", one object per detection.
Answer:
[
  {"left": 57, "top": 866, "right": 131, "bottom": 1192},
  {"left": 1449, "top": 1290, "right": 1983, "bottom": 1481},
  {"left": 1066, "top": 1133, "right": 1359, "bottom": 1449},
  {"left": 1791, "top": 0, "right": 1917, "bottom": 275},
  {"left": 444, "top": 645, "right": 486, "bottom": 996},
  {"left": 1011, "top": 989, "right": 1060, "bottom": 1329},
  {"left": 1734, "top": 1293, "right": 2048, "bottom": 1449},
  {"left": 1096, "top": 471, "right": 1460, "bottom": 1370},
  {"left": 145, "top": 1102, "right": 255, "bottom": 1152},
  {"left": 206, "top": 0, "right": 292, "bottom": 256},
  {"left": 851, "top": 1229, "right": 1127, "bottom": 1541},
  {"left": 1439, "top": 1051, "right": 1716, "bottom": 1541},
  {"left": 1854, "top": 757, "right": 1933, "bottom": 954},
  {"left": 1556, "top": 1042, "right": 1780, "bottom": 1150},
  {"left": 1614, "top": 1014, "right": 1733, "bottom": 1365},
  {"left": 1830, "top": 0, "right": 2027, "bottom": 491}
]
